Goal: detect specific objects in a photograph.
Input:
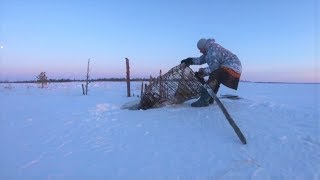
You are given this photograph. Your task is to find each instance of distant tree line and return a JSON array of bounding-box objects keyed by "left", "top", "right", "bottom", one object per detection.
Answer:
[{"left": 0, "top": 77, "right": 151, "bottom": 83}]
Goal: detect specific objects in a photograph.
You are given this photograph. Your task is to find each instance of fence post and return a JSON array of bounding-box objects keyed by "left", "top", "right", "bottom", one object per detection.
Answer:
[
  {"left": 85, "top": 59, "right": 90, "bottom": 95},
  {"left": 140, "top": 82, "right": 144, "bottom": 97},
  {"left": 159, "top": 70, "right": 163, "bottom": 98},
  {"left": 125, "top": 58, "right": 131, "bottom": 97}
]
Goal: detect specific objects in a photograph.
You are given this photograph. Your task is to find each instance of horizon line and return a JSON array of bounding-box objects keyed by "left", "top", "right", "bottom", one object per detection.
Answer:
[{"left": 0, "top": 78, "right": 319, "bottom": 85}]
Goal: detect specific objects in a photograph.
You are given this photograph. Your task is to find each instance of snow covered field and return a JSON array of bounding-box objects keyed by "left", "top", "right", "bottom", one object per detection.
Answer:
[{"left": 0, "top": 81, "right": 319, "bottom": 179}]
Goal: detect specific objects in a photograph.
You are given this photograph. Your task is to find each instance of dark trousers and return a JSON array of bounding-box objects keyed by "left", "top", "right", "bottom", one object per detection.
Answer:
[{"left": 197, "top": 67, "right": 241, "bottom": 94}]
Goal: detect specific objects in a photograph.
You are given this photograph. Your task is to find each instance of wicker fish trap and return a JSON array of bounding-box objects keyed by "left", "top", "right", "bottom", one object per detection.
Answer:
[{"left": 138, "top": 64, "right": 202, "bottom": 109}]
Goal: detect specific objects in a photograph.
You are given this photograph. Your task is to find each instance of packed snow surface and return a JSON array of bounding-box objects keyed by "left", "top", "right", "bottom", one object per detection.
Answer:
[{"left": 0, "top": 82, "right": 319, "bottom": 179}]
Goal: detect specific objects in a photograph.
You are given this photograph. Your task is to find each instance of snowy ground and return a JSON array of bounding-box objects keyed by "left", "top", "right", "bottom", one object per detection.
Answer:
[{"left": 0, "top": 81, "right": 319, "bottom": 179}]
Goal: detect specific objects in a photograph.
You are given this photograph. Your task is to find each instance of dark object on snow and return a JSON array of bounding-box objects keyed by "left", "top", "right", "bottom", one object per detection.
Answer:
[
  {"left": 220, "top": 94, "right": 242, "bottom": 100},
  {"left": 138, "top": 64, "right": 202, "bottom": 109}
]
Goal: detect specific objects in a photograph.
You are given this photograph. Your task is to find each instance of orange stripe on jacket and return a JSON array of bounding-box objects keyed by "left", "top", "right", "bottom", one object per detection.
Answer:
[{"left": 221, "top": 67, "right": 241, "bottom": 78}]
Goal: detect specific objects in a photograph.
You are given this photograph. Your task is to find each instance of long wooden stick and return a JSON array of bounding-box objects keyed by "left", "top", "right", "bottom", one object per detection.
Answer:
[{"left": 205, "top": 85, "right": 247, "bottom": 144}]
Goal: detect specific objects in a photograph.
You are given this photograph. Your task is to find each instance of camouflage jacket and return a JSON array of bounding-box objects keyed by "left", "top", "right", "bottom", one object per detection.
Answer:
[{"left": 192, "top": 39, "right": 242, "bottom": 76}]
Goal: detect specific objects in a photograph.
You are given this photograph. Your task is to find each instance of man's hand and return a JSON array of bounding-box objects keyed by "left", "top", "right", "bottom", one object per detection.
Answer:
[
  {"left": 180, "top": 58, "right": 193, "bottom": 67},
  {"left": 196, "top": 68, "right": 206, "bottom": 78},
  {"left": 195, "top": 71, "right": 206, "bottom": 84},
  {"left": 195, "top": 68, "right": 207, "bottom": 84}
]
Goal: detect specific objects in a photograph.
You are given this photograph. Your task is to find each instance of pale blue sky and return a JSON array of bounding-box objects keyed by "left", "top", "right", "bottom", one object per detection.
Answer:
[{"left": 0, "top": 0, "right": 319, "bottom": 82}]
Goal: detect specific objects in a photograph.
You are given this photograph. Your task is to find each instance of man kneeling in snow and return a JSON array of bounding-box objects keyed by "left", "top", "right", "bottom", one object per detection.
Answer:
[{"left": 181, "top": 38, "right": 242, "bottom": 107}]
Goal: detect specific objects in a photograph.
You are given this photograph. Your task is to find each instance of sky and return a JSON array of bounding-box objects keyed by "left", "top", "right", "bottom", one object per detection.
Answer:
[{"left": 0, "top": 0, "right": 319, "bottom": 83}]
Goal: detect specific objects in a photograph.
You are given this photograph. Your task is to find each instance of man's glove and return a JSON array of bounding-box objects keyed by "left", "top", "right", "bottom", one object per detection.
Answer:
[
  {"left": 195, "top": 71, "right": 206, "bottom": 84},
  {"left": 180, "top": 58, "right": 193, "bottom": 67},
  {"left": 195, "top": 71, "right": 205, "bottom": 79},
  {"left": 197, "top": 68, "right": 206, "bottom": 78}
]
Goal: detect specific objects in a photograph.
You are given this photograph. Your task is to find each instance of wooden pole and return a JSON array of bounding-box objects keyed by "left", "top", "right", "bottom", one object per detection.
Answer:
[
  {"left": 149, "top": 75, "right": 152, "bottom": 85},
  {"left": 82, "top": 84, "right": 85, "bottom": 95},
  {"left": 125, "top": 58, "right": 131, "bottom": 97},
  {"left": 159, "top": 70, "right": 163, "bottom": 98},
  {"left": 140, "top": 82, "right": 144, "bottom": 97},
  {"left": 204, "top": 84, "right": 247, "bottom": 144},
  {"left": 85, "top": 59, "right": 90, "bottom": 95}
]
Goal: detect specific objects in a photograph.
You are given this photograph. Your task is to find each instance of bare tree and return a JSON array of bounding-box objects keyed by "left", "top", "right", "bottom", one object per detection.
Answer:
[{"left": 36, "top": 72, "right": 48, "bottom": 88}]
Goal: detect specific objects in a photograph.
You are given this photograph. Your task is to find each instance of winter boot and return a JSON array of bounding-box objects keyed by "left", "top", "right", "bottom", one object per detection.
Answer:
[
  {"left": 207, "top": 78, "right": 221, "bottom": 104},
  {"left": 208, "top": 84, "right": 220, "bottom": 104},
  {"left": 195, "top": 72, "right": 214, "bottom": 104},
  {"left": 191, "top": 87, "right": 212, "bottom": 107},
  {"left": 209, "top": 97, "right": 214, "bottom": 104}
]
